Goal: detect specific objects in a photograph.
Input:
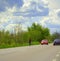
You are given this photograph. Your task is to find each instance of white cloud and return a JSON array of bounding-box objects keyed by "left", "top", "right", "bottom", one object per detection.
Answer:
[
  {"left": 21, "top": 24, "right": 28, "bottom": 31},
  {"left": 49, "top": 0, "right": 60, "bottom": 9},
  {"left": 6, "top": 6, "right": 17, "bottom": 12},
  {"left": 39, "top": 9, "right": 60, "bottom": 27},
  {"left": 0, "top": 24, "right": 4, "bottom": 30},
  {"left": 42, "top": 0, "right": 48, "bottom": 4},
  {"left": 5, "top": 24, "right": 15, "bottom": 31},
  {"left": 0, "top": 7, "right": 13, "bottom": 24},
  {"left": 0, "top": 5, "right": 25, "bottom": 24},
  {"left": 0, "top": 0, "right": 60, "bottom": 34},
  {"left": 39, "top": 0, "right": 60, "bottom": 33},
  {"left": 5, "top": 24, "right": 22, "bottom": 32},
  {"left": 39, "top": 16, "right": 49, "bottom": 27},
  {"left": 48, "top": 9, "right": 60, "bottom": 24},
  {"left": 20, "top": 0, "right": 48, "bottom": 12},
  {"left": 0, "top": 6, "right": 26, "bottom": 31},
  {"left": 48, "top": 0, "right": 60, "bottom": 25}
]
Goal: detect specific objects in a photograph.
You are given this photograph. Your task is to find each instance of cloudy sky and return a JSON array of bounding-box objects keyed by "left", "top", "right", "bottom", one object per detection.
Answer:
[{"left": 0, "top": 0, "right": 60, "bottom": 33}]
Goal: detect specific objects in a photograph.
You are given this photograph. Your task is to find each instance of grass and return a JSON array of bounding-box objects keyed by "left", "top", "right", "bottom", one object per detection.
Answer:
[
  {"left": 0, "top": 41, "right": 40, "bottom": 49},
  {"left": 0, "top": 41, "right": 52, "bottom": 49}
]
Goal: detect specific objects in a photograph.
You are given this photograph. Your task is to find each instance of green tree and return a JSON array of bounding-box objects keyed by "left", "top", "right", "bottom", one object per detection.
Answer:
[
  {"left": 51, "top": 32, "right": 60, "bottom": 41},
  {"left": 28, "top": 23, "right": 50, "bottom": 42}
]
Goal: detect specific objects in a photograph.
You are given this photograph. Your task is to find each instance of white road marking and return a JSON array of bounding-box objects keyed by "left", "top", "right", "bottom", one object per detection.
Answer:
[
  {"left": 52, "top": 59, "right": 56, "bottom": 61},
  {"left": 56, "top": 54, "right": 59, "bottom": 57}
]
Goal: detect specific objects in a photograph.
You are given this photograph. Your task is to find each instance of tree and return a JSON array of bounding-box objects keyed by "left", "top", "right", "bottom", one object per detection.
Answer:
[
  {"left": 51, "top": 32, "right": 60, "bottom": 41},
  {"left": 28, "top": 23, "right": 50, "bottom": 42}
]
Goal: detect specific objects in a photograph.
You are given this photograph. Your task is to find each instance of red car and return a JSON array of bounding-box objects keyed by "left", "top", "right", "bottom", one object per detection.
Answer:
[{"left": 41, "top": 39, "right": 48, "bottom": 45}]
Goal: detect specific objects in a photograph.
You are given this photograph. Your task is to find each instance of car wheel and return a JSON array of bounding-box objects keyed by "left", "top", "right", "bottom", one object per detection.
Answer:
[
  {"left": 41, "top": 44, "right": 43, "bottom": 45},
  {"left": 47, "top": 43, "right": 48, "bottom": 45},
  {"left": 53, "top": 43, "right": 55, "bottom": 45}
]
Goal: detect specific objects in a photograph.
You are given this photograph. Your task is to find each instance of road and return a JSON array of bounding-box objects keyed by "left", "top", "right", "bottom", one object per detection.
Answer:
[{"left": 0, "top": 44, "right": 60, "bottom": 61}]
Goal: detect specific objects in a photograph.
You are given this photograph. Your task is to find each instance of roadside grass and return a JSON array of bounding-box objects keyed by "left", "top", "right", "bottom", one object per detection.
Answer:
[
  {"left": 0, "top": 41, "right": 52, "bottom": 49},
  {"left": 32, "top": 41, "right": 40, "bottom": 45},
  {"left": 0, "top": 41, "right": 40, "bottom": 49}
]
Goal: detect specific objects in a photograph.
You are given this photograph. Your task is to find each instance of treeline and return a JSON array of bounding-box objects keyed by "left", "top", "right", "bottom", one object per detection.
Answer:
[{"left": 0, "top": 23, "right": 60, "bottom": 48}]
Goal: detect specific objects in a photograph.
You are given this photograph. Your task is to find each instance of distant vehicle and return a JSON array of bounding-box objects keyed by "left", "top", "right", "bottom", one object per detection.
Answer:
[
  {"left": 41, "top": 39, "right": 48, "bottom": 45},
  {"left": 53, "top": 39, "right": 60, "bottom": 45}
]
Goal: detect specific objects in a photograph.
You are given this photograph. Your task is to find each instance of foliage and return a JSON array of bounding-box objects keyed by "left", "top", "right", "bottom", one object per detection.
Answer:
[
  {"left": 0, "top": 23, "right": 51, "bottom": 48},
  {"left": 51, "top": 32, "right": 60, "bottom": 41},
  {"left": 28, "top": 23, "right": 50, "bottom": 42}
]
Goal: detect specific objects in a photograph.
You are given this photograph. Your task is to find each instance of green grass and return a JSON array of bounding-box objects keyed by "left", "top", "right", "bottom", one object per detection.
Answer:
[
  {"left": 32, "top": 41, "right": 40, "bottom": 45},
  {"left": 0, "top": 41, "right": 53, "bottom": 49},
  {"left": 0, "top": 42, "right": 40, "bottom": 49}
]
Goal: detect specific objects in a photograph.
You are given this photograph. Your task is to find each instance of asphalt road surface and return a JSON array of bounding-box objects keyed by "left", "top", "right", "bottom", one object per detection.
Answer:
[{"left": 0, "top": 44, "right": 60, "bottom": 61}]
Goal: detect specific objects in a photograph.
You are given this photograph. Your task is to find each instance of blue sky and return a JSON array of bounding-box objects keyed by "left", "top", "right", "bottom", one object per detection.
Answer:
[{"left": 0, "top": 0, "right": 60, "bottom": 33}]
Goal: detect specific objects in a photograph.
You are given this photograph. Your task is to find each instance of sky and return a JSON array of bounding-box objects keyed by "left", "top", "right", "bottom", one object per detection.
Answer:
[{"left": 0, "top": 0, "right": 60, "bottom": 33}]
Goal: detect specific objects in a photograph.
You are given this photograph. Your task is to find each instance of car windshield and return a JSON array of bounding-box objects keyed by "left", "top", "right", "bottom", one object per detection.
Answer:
[
  {"left": 42, "top": 40, "right": 47, "bottom": 41},
  {"left": 54, "top": 39, "right": 60, "bottom": 42}
]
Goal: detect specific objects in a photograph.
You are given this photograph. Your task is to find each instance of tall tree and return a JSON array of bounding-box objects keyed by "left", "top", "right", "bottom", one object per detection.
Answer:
[{"left": 28, "top": 23, "right": 50, "bottom": 42}]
